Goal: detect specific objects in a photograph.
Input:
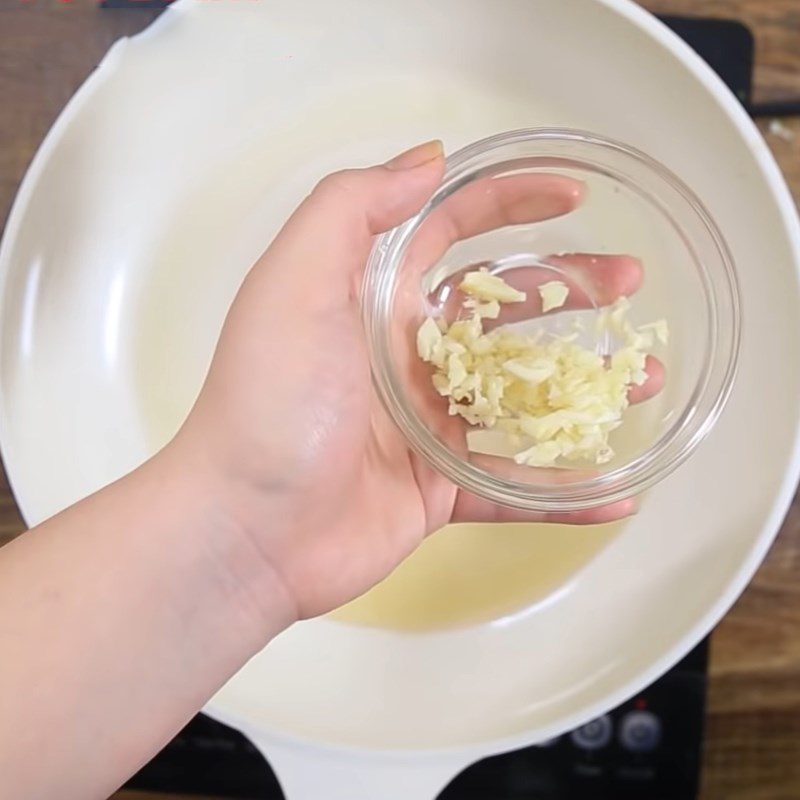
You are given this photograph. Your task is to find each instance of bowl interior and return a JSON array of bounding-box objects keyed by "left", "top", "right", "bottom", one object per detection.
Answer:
[
  {"left": 1, "top": 0, "right": 798, "bottom": 756},
  {"left": 368, "top": 130, "right": 740, "bottom": 510}
]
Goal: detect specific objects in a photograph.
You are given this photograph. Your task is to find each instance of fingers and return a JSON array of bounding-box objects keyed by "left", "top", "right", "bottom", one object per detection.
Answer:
[
  {"left": 407, "top": 173, "right": 585, "bottom": 273},
  {"left": 451, "top": 490, "right": 637, "bottom": 526},
  {"left": 422, "top": 250, "right": 663, "bottom": 407},
  {"left": 628, "top": 355, "right": 664, "bottom": 404},
  {"left": 264, "top": 140, "right": 446, "bottom": 284},
  {"left": 545, "top": 254, "right": 644, "bottom": 307},
  {"left": 490, "top": 254, "right": 643, "bottom": 326},
  {"left": 432, "top": 254, "right": 644, "bottom": 327}
]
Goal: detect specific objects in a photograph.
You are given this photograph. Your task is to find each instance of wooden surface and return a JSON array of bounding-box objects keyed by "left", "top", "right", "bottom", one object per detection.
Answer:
[{"left": 1, "top": 2, "right": 799, "bottom": 799}]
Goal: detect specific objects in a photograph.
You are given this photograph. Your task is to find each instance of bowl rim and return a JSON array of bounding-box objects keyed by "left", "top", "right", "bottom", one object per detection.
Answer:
[{"left": 364, "top": 127, "right": 742, "bottom": 512}]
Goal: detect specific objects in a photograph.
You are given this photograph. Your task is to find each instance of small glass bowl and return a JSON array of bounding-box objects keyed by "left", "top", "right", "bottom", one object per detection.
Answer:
[{"left": 363, "top": 129, "right": 741, "bottom": 512}]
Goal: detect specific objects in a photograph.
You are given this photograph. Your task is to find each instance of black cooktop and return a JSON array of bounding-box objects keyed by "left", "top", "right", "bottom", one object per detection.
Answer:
[{"left": 126, "top": 639, "right": 708, "bottom": 799}]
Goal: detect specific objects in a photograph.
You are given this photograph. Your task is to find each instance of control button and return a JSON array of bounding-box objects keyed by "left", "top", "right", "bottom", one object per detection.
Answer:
[
  {"left": 570, "top": 714, "right": 613, "bottom": 750},
  {"left": 619, "top": 710, "right": 662, "bottom": 753}
]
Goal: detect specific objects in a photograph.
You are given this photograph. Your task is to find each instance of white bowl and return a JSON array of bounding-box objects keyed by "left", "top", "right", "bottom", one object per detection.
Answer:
[{"left": 1, "top": 1, "right": 798, "bottom": 797}]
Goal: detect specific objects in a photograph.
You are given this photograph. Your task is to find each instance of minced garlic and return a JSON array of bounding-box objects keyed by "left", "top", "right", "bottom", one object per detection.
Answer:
[
  {"left": 538, "top": 280, "right": 569, "bottom": 313},
  {"left": 459, "top": 268, "right": 527, "bottom": 303},
  {"left": 417, "top": 270, "right": 667, "bottom": 468}
]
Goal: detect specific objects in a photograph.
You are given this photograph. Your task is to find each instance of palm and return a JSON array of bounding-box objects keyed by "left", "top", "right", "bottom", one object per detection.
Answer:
[
  {"left": 267, "top": 313, "right": 455, "bottom": 617},
  {"left": 188, "top": 149, "right": 661, "bottom": 619}
]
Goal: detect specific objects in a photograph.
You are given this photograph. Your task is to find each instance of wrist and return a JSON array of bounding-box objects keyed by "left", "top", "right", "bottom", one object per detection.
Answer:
[{"left": 149, "top": 433, "right": 300, "bottom": 645}]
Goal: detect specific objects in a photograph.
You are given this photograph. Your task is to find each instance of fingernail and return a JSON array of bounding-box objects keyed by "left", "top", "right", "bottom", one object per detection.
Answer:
[{"left": 385, "top": 139, "right": 444, "bottom": 171}]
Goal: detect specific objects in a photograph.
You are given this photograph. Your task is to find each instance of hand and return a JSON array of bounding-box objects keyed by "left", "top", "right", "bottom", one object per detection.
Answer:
[
  {"left": 177, "top": 140, "right": 662, "bottom": 620},
  {"left": 0, "top": 141, "right": 664, "bottom": 800}
]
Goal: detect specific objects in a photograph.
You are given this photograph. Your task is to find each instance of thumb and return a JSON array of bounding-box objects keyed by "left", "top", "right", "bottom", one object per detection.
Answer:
[{"left": 266, "top": 141, "right": 445, "bottom": 278}]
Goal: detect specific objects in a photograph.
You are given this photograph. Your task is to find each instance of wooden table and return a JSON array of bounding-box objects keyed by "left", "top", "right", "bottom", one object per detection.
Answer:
[{"left": 1, "top": 2, "right": 799, "bottom": 798}]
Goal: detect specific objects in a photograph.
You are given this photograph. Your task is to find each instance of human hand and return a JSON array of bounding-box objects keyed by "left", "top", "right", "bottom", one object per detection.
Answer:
[
  {"left": 0, "top": 141, "right": 665, "bottom": 800},
  {"left": 176, "top": 140, "right": 663, "bottom": 621}
]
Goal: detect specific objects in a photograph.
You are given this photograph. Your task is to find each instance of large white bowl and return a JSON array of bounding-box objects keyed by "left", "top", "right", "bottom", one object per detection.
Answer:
[{"left": 1, "top": 1, "right": 799, "bottom": 797}]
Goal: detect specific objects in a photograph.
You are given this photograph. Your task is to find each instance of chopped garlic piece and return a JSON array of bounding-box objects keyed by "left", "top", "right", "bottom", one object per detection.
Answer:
[
  {"left": 464, "top": 298, "right": 501, "bottom": 319},
  {"left": 638, "top": 319, "right": 669, "bottom": 346},
  {"left": 417, "top": 268, "right": 666, "bottom": 469},
  {"left": 466, "top": 428, "right": 522, "bottom": 458},
  {"left": 446, "top": 352, "right": 468, "bottom": 389},
  {"left": 538, "top": 280, "right": 569, "bottom": 313},
  {"left": 611, "top": 347, "right": 647, "bottom": 374},
  {"left": 515, "top": 440, "right": 564, "bottom": 468},
  {"left": 416, "top": 317, "right": 442, "bottom": 361},
  {"left": 503, "top": 357, "right": 555, "bottom": 384},
  {"left": 459, "top": 268, "right": 526, "bottom": 303}
]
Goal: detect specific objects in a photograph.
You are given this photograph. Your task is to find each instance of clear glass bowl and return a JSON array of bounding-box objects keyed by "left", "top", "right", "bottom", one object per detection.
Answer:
[{"left": 363, "top": 129, "right": 741, "bottom": 512}]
